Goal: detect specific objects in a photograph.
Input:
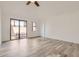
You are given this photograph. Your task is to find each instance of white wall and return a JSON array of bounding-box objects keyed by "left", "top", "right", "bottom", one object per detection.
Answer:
[
  {"left": 0, "top": 8, "right": 1, "bottom": 44},
  {"left": 44, "top": 11, "right": 79, "bottom": 43},
  {"left": 0, "top": 1, "right": 41, "bottom": 41},
  {"left": 37, "top": 1, "right": 79, "bottom": 44}
]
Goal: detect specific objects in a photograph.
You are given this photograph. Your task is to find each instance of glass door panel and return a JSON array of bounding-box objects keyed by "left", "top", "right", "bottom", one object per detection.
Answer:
[
  {"left": 11, "top": 20, "right": 19, "bottom": 40},
  {"left": 20, "top": 21, "right": 26, "bottom": 39}
]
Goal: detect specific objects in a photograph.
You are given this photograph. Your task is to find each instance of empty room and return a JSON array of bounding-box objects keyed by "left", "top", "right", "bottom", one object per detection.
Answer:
[{"left": 0, "top": 1, "right": 79, "bottom": 57}]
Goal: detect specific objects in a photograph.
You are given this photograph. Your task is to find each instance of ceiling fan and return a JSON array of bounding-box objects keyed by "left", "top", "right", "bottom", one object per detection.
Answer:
[{"left": 26, "top": 1, "right": 40, "bottom": 7}]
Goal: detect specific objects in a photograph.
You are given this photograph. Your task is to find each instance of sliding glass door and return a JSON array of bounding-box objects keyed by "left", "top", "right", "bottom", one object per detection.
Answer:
[
  {"left": 20, "top": 21, "right": 27, "bottom": 39},
  {"left": 10, "top": 19, "right": 27, "bottom": 40}
]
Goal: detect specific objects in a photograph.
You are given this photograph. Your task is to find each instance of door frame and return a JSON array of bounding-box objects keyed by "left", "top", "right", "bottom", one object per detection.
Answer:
[{"left": 10, "top": 18, "right": 27, "bottom": 40}]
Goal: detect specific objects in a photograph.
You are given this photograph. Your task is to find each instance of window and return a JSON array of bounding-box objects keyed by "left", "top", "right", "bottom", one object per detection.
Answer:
[
  {"left": 20, "top": 21, "right": 26, "bottom": 27},
  {"left": 11, "top": 20, "right": 26, "bottom": 27},
  {"left": 11, "top": 20, "right": 15, "bottom": 26},
  {"left": 32, "top": 22, "right": 36, "bottom": 31},
  {"left": 11, "top": 20, "right": 19, "bottom": 27},
  {"left": 15, "top": 20, "right": 19, "bottom": 27}
]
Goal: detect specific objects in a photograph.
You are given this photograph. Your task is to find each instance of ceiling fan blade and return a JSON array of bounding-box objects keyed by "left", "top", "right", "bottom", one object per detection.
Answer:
[
  {"left": 34, "top": 1, "right": 40, "bottom": 7},
  {"left": 26, "top": 1, "right": 31, "bottom": 5}
]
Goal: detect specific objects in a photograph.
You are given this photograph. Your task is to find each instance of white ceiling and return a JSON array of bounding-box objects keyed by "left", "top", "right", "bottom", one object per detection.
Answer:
[{"left": 0, "top": 1, "right": 79, "bottom": 16}]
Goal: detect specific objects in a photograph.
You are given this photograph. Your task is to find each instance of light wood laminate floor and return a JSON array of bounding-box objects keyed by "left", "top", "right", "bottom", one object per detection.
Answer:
[{"left": 0, "top": 37, "right": 79, "bottom": 57}]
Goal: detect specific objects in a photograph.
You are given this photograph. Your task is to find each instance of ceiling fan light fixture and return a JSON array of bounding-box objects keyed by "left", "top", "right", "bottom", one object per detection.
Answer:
[{"left": 26, "top": 1, "right": 40, "bottom": 7}]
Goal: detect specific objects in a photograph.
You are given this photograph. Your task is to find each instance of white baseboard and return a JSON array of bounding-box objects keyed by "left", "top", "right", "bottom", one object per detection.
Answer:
[{"left": 41, "top": 36, "right": 79, "bottom": 44}]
